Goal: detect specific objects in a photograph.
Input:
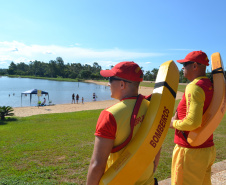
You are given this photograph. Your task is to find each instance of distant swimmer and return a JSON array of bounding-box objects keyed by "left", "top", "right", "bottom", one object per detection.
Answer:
[{"left": 93, "top": 93, "right": 97, "bottom": 101}]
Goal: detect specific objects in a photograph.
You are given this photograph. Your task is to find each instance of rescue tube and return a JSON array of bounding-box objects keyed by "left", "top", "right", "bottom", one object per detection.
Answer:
[
  {"left": 187, "top": 52, "right": 226, "bottom": 146},
  {"left": 99, "top": 60, "right": 179, "bottom": 185}
]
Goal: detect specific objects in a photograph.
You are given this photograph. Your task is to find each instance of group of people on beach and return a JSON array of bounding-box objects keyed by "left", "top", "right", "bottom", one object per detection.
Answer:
[
  {"left": 72, "top": 92, "right": 97, "bottom": 104},
  {"left": 86, "top": 51, "right": 217, "bottom": 185},
  {"left": 72, "top": 93, "right": 85, "bottom": 104},
  {"left": 72, "top": 93, "right": 84, "bottom": 104}
]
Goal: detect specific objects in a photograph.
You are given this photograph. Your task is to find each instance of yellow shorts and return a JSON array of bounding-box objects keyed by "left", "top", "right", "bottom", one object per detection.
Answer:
[{"left": 171, "top": 144, "right": 216, "bottom": 185}]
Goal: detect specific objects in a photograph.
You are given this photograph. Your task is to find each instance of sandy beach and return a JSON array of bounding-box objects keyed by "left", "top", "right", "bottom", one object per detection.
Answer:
[{"left": 13, "top": 81, "right": 184, "bottom": 117}]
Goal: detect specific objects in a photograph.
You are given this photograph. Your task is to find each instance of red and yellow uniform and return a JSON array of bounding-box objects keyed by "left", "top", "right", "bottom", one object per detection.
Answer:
[
  {"left": 95, "top": 96, "right": 155, "bottom": 185},
  {"left": 171, "top": 77, "right": 216, "bottom": 185}
]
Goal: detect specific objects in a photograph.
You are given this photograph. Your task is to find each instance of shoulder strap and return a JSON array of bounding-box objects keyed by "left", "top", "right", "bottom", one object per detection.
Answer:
[{"left": 111, "top": 94, "right": 145, "bottom": 153}]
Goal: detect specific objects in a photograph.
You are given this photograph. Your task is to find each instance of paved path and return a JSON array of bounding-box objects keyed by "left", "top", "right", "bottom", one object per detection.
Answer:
[{"left": 159, "top": 160, "right": 226, "bottom": 185}]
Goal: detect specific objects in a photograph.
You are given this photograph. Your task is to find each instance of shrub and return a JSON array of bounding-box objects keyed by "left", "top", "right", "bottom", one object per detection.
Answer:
[{"left": 0, "top": 106, "right": 14, "bottom": 120}]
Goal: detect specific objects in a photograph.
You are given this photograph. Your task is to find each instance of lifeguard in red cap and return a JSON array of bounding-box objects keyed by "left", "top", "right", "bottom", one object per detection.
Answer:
[
  {"left": 87, "top": 61, "right": 160, "bottom": 185},
  {"left": 170, "top": 51, "right": 215, "bottom": 185}
]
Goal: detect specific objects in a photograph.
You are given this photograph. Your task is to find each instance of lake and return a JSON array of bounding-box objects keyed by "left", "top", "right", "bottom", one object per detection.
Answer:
[{"left": 0, "top": 76, "right": 112, "bottom": 107}]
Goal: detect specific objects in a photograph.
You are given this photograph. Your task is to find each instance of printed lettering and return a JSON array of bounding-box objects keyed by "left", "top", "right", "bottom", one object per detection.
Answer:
[
  {"left": 150, "top": 106, "right": 170, "bottom": 148},
  {"left": 160, "top": 119, "right": 165, "bottom": 127},
  {"left": 150, "top": 140, "right": 156, "bottom": 148},
  {"left": 158, "top": 124, "right": 164, "bottom": 132},
  {"left": 134, "top": 115, "right": 145, "bottom": 126},
  {"left": 153, "top": 135, "right": 159, "bottom": 142},
  {"left": 155, "top": 129, "right": 162, "bottom": 139}
]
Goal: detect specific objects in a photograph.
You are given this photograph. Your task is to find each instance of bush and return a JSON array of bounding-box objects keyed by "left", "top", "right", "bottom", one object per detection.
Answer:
[{"left": 0, "top": 106, "right": 14, "bottom": 120}]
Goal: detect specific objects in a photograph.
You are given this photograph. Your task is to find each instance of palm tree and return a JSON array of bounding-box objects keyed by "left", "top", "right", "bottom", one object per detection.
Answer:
[{"left": 0, "top": 106, "right": 14, "bottom": 120}]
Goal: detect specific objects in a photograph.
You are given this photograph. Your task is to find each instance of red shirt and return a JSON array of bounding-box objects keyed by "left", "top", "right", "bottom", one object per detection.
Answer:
[{"left": 174, "top": 77, "right": 214, "bottom": 148}]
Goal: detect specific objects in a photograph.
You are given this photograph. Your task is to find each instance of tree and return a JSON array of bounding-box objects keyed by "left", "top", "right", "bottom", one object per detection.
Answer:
[
  {"left": 56, "top": 57, "right": 65, "bottom": 77},
  {"left": 29, "top": 60, "right": 44, "bottom": 76},
  {"left": 80, "top": 70, "right": 92, "bottom": 79},
  {"left": 206, "top": 69, "right": 212, "bottom": 81},
  {"left": 151, "top": 68, "right": 159, "bottom": 81},
  {"left": 8, "top": 62, "right": 17, "bottom": 75},
  {"left": 0, "top": 106, "right": 14, "bottom": 120},
  {"left": 144, "top": 70, "right": 153, "bottom": 81},
  {"left": 17, "top": 62, "right": 30, "bottom": 75},
  {"left": 179, "top": 69, "right": 189, "bottom": 83},
  {"left": 0, "top": 69, "right": 7, "bottom": 75},
  {"left": 92, "top": 62, "right": 102, "bottom": 73},
  {"left": 48, "top": 60, "right": 57, "bottom": 78}
]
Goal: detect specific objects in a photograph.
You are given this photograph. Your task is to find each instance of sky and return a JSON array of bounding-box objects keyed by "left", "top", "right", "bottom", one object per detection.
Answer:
[{"left": 0, "top": 0, "right": 226, "bottom": 72}]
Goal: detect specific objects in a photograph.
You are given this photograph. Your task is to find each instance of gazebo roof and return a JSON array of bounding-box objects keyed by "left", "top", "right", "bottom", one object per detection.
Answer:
[{"left": 21, "top": 89, "right": 48, "bottom": 95}]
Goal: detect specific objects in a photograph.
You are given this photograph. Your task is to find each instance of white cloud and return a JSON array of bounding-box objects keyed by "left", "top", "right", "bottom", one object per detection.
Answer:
[{"left": 0, "top": 41, "right": 165, "bottom": 69}]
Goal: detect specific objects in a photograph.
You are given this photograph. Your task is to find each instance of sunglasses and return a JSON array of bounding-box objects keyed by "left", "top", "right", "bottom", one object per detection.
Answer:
[
  {"left": 182, "top": 62, "right": 194, "bottom": 67},
  {"left": 109, "top": 77, "right": 132, "bottom": 83},
  {"left": 182, "top": 62, "right": 202, "bottom": 67}
]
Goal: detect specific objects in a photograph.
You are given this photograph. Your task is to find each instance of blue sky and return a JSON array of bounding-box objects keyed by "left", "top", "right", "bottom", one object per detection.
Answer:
[{"left": 0, "top": 0, "right": 225, "bottom": 72}]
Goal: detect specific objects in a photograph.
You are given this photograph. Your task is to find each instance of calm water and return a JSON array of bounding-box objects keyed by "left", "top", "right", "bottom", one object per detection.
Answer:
[{"left": 0, "top": 76, "right": 112, "bottom": 107}]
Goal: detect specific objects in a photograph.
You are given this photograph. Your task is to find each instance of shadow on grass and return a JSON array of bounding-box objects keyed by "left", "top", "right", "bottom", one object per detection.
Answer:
[{"left": 0, "top": 117, "right": 18, "bottom": 125}]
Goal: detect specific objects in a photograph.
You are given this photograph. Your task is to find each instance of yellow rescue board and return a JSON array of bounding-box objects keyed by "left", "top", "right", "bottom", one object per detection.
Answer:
[
  {"left": 187, "top": 52, "right": 226, "bottom": 146},
  {"left": 99, "top": 60, "right": 179, "bottom": 185}
]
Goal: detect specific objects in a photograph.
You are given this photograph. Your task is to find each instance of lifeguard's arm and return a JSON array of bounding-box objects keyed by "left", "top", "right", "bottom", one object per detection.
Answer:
[
  {"left": 169, "top": 111, "right": 178, "bottom": 129},
  {"left": 172, "top": 84, "right": 205, "bottom": 131},
  {"left": 86, "top": 136, "right": 114, "bottom": 185}
]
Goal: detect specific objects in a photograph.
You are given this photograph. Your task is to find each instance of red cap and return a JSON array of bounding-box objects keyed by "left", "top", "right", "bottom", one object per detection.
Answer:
[
  {"left": 100, "top": 61, "right": 143, "bottom": 82},
  {"left": 177, "top": 50, "right": 209, "bottom": 66}
]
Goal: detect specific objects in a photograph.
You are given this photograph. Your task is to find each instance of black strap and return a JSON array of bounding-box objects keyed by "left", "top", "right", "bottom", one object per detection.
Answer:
[
  {"left": 212, "top": 67, "right": 224, "bottom": 74},
  {"left": 154, "top": 178, "right": 158, "bottom": 185},
  {"left": 154, "top": 81, "right": 176, "bottom": 98},
  {"left": 181, "top": 131, "right": 187, "bottom": 140}
]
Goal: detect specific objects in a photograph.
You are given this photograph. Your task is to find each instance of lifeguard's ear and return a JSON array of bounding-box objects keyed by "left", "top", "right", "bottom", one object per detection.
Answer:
[
  {"left": 193, "top": 62, "right": 198, "bottom": 70},
  {"left": 120, "top": 81, "right": 126, "bottom": 89}
]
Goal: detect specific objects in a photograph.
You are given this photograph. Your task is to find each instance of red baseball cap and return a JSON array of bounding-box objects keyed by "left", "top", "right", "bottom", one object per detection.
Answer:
[
  {"left": 100, "top": 61, "right": 143, "bottom": 82},
  {"left": 177, "top": 50, "right": 209, "bottom": 66}
]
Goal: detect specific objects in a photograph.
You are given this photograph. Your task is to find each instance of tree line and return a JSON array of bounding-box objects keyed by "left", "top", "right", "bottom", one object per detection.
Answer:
[
  {"left": 0, "top": 57, "right": 160, "bottom": 81},
  {"left": 4, "top": 57, "right": 103, "bottom": 80},
  {"left": 0, "top": 57, "right": 221, "bottom": 83}
]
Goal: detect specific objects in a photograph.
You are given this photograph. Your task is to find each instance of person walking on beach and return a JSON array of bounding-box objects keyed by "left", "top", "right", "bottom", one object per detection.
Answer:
[
  {"left": 72, "top": 93, "right": 75, "bottom": 104},
  {"left": 170, "top": 51, "right": 215, "bottom": 185},
  {"left": 87, "top": 61, "right": 160, "bottom": 185},
  {"left": 76, "top": 94, "right": 79, "bottom": 104},
  {"left": 82, "top": 97, "right": 84, "bottom": 104}
]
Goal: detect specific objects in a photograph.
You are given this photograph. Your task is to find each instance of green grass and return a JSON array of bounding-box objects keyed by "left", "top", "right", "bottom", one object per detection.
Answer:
[
  {"left": 177, "top": 84, "right": 186, "bottom": 92},
  {"left": 0, "top": 110, "right": 100, "bottom": 184},
  {"left": 0, "top": 102, "right": 225, "bottom": 184},
  {"left": 140, "top": 81, "right": 187, "bottom": 92}
]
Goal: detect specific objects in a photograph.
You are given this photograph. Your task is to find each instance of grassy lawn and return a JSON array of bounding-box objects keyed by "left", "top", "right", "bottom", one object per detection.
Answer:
[
  {"left": 0, "top": 110, "right": 100, "bottom": 184},
  {"left": 0, "top": 101, "right": 225, "bottom": 184}
]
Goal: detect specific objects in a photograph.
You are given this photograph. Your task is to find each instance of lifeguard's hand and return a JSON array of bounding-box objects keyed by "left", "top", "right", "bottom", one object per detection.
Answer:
[{"left": 169, "top": 111, "right": 178, "bottom": 129}]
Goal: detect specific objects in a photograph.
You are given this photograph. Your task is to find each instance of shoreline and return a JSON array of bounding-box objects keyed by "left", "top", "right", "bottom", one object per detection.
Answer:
[{"left": 13, "top": 84, "right": 183, "bottom": 117}]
